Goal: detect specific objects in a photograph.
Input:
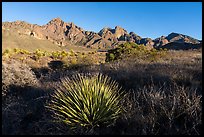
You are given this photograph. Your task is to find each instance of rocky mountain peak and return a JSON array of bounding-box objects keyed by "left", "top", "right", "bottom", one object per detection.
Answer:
[
  {"left": 129, "top": 32, "right": 136, "bottom": 35},
  {"left": 98, "top": 27, "right": 112, "bottom": 37},
  {"left": 114, "top": 26, "right": 127, "bottom": 38},
  {"left": 69, "top": 22, "right": 75, "bottom": 27},
  {"left": 47, "top": 17, "right": 64, "bottom": 27},
  {"left": 115, "top": 26, "right": 123, "bottom": 30},
  {"left": 50, "top": 17, "right": 63, "bottom": 23},
  {"left": 165, "top": 32, "right": 200, "bottom": 44},
  {"left": 166, "top": 32, "right": 181, "bottom": 40},
  {"left": 99, "top": 27, "right": 111, "bottom": 33}
]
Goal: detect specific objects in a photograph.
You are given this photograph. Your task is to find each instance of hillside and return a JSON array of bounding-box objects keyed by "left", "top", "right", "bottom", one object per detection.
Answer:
[
  {"left": 2, "top": 26, "right": 96, "bottom": 53},
  {"left": 2, "top": 28, "right": 63, "bottom": 52}
]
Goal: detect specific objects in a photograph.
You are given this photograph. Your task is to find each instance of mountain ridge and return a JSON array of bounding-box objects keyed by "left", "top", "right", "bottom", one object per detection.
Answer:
[{"left": 2, "top": 18, "right": 202, "bottom": 50}]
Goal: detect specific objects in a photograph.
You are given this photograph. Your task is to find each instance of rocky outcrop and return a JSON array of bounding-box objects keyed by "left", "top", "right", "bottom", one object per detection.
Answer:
[
  {"left": 154, "top": 36, "right": 169, "bottom": 48},
  {"left": 153, "top": 32, "right": 201, "bottom": 50},
  {"left": 32, "top": 18, "right": 81, "bottom": 46},
  {"left": 2, "top": 21, "right": 33, "bottom": 36},
  {"left": 114, "top": 26, "right": 128, "bottom": 39},
  {"left": 129, "top": 32, "right": 142, "bottom": 43},
  {"left": 64, "top": 22, "right": 87, "bottom": 45}
]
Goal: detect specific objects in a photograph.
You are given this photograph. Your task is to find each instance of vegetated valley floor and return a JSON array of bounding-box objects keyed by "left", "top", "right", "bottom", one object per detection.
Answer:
[{"left": 2, "top": 45, "right": 202, "bottom": 135}]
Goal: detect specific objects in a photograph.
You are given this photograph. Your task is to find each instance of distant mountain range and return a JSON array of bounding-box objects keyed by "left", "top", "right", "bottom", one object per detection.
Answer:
[{"left": 2, "top": 18, "right": 202, "bottom": 50}]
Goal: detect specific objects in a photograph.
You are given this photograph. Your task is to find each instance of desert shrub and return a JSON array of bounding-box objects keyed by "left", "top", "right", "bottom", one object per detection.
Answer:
[
  {"left": 70, "top": 57, "right": 77, "bottom": 65},
  {"left": 13, "top": 48, "right": 31, "bottom": 55},
  {"left": 51, "top": 50, "right": 69, "bottom": 60},
  {"left": 106, "top": 42, "right": 138, "bottom": 62},
  {"left": 2, "top": 48, "right": 30, "bottom": 58},
  {"left": 60, "top": 57, "right": 70, "bottom": 68},
  {"left": 105, "top": 42, "right": 142, "bottom": 62},
  {"left": 51, "top": 51, "right": 59, "bottom": 60},
  {"left": 46, "top": 74, "right": 125, "bottom": 133},
  {"left": 19, "top": 49, "right": 30, "bottom": 55},
  {"left": 13, "top": 48, "right": 21, "bottom": 54},
  {"left": 65, "top": 57, "right": 95, "bottom": 70},
  {"left": 105, "top": 42, "right": 167, "bottom": 62},
  {"left": 19, "top": 56, "right": 26, "bottom": 62},
  {"left": 31, "top": 49, "right": 46, "bottom": 61},
  {"left": 61, "top": 50, "right": 69, "bottom": 59},
  {"left": 78, "top": 54, "right": 98, "bottom": 65},
  {"left": 2, "top": 59, "right": 39, "bottom": 97},
  {"left": 109, "top": 53, "right": 115, "bottom": 61},
  {"left": 63, "top": 54, "right": 98, "bottom": 70},
  {"left": 147, "top": 48, "right": 167, "bottom": 62},
  {"left": 22, "top": 49, "right": 31, "bottom": 55},
  {"left": 2, "top": 49, "right": 12, "bottom": 58},
  {"left": 69, "top": 49, "right": 75, "bottom": 56}
]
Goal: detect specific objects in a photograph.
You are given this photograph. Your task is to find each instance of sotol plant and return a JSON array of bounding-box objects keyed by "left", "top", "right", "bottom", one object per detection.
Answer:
[{"left": 46, "top": 74, "right": 124, "bottom": 130}]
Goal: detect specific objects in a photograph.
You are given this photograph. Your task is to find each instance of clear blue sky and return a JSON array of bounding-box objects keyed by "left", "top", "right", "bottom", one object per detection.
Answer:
[{"left": 2, "top": 2, "right": 202, "bottom": 40}]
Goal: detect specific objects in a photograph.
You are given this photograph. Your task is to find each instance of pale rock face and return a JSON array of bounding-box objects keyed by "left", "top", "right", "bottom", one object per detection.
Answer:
[
  {"left": 99, "top": 28, "right": 114, "bottom": 39},
  {"left": 144, "top": 40, "right": 154, "bottom": 50},
  {"left": 154, "top": 36, "right": 169, "bottom": 47},
  {"left": 114, "top": 26, "right": 127, "bottom": 39},
  {"left": 85, "top": 34, "right": 101, "bottom": 47},
  {"left": 161, "top": 39, "right": 169, "bottom": 46},
  {"left": 184, "top": 37, "right": 190, "bottom": 43},
  {"left": 32, "top": 26, "right": 46, "bottom": 40},
  {"left": 65, "top": 23, "right": 87, "bottom": 43}
]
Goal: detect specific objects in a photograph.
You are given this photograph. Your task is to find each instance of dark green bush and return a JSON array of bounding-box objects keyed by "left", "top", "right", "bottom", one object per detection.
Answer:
[{"left": 105, "top": 42, "right": 167, "bottom": 62}]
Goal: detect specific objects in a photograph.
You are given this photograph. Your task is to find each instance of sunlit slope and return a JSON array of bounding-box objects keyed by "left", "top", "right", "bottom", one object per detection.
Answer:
[
  {"left": 2, "top": 29, "right": 64, "bottom": 52},
  {"left": 2, "top": 29, "right": 96, "bottom": 53}
]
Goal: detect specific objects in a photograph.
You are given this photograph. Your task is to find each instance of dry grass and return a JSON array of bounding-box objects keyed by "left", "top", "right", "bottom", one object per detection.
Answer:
[{"left": 118, "top": 84, "right": 202, "bottom": 135}]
